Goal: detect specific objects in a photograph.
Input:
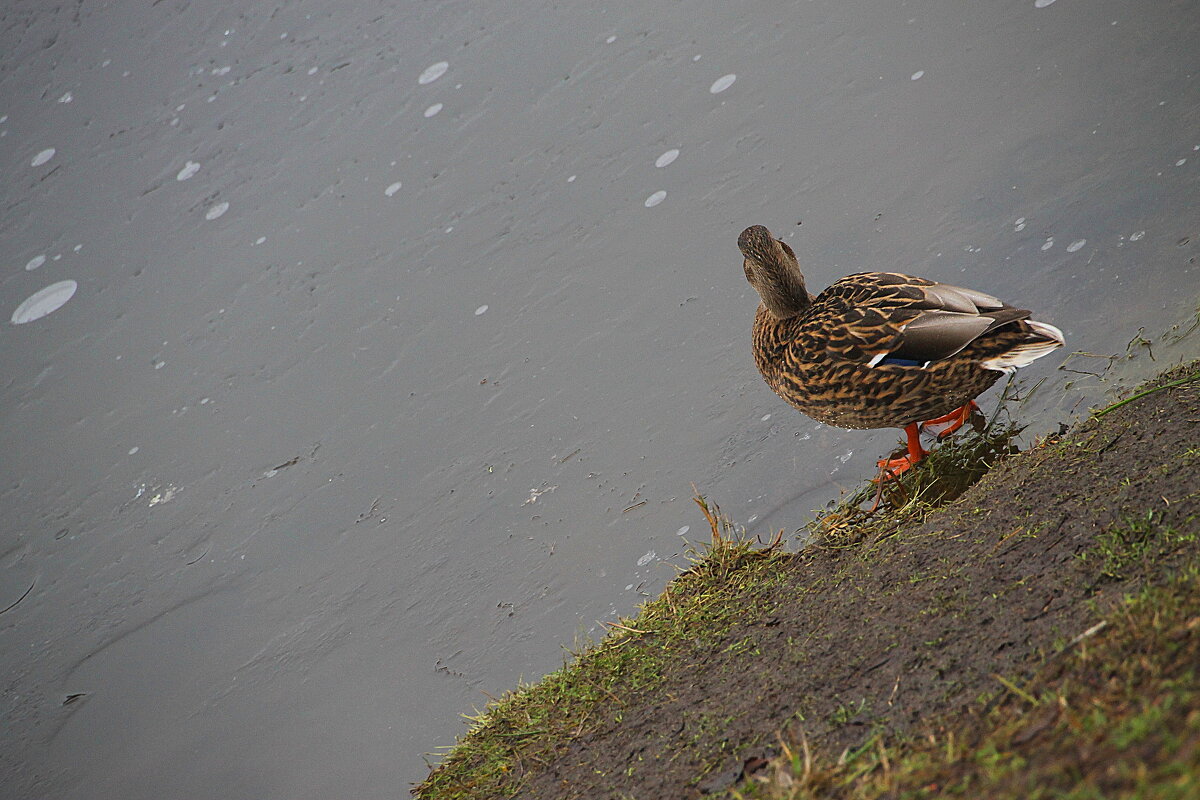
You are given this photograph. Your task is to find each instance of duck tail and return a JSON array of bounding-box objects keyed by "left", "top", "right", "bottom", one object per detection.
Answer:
[{"left": 981, "top": 320, "right": 1065, "bottom": 374}]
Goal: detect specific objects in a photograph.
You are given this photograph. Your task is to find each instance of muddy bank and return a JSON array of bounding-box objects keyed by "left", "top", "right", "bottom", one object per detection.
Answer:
[{"left": 417, "top": 360, "right": 1199, "bottom": 798}]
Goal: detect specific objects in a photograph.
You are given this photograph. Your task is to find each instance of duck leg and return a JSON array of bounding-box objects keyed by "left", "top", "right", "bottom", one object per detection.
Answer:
[
  {"left": 875, "top": 422, "right": 926, "bottom": 477},
  {"left": 920, "top": 401, "right": 980, "bottom": 439}
]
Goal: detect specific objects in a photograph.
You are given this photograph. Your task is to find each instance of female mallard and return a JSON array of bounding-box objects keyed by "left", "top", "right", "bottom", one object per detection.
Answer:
[{"left": 739, "top": 224, "right": 1064, "bottom": 474}]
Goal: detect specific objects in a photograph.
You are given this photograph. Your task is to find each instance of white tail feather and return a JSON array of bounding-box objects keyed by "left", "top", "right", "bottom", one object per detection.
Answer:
[{"left": 981, "top": 320, "right": 1065, "bottom": 374}]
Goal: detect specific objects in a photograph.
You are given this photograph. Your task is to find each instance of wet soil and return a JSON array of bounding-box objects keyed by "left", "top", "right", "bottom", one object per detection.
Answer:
[{"left": 500, "top": 361, "right": 1200, "bottom": 799}]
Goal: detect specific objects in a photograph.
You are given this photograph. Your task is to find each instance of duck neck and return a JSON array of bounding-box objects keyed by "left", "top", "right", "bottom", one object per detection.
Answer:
[{"left": 760, "top": 266, "right": 811, "bottom": 319}]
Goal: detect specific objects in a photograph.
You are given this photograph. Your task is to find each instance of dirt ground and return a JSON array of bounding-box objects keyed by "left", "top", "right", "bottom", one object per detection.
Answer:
[{"left": 499, "top": 361, "right": 1200, "bottom": 799}]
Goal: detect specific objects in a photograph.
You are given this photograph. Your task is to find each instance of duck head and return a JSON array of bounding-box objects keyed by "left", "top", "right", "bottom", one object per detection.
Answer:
[{"left": 738, "top": 225, "right": 812, "bottom": 319}]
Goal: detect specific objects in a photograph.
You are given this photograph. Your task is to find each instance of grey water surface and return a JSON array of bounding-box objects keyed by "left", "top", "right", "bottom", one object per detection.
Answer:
[{"left": 2, "top": 0, "right": 1198, "bottom": 796}]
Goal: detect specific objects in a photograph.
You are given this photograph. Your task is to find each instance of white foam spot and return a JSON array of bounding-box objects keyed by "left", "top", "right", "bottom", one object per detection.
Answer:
[
  {"left": 254, "top": 236, "right": 266, "bottom": 245},
  {"left": 761, "top": 413, "right": 771, "bottom": 421},
  {"left": 567, "top": 174, "right": 576, "bottom": 183},
  {"left": 747, "top": 514, "right": 759, "bottom": 524},
  {"left": 709, "top": 73, "right": 736, "bottom": 94},
  {"left": 423, "top": 103, "right": 443, "bottom": 118},
  {"left": 676, "top": 525, "right": 690, "bottom": 536},
  {"left": 605, "top": 35, "right": 616, "bottom": 44},
  {"left": 176, "top": 161, "right": 201, "bottom": 181},
  {"left": 1034, "top": 0, "right": 1056, "bottom": 7},
  {"left": 644, "top": 190, "right": 667, "bottom": 208},
  {"left": 58, "top": 91, "right": 73, "bottom": 103},
  {"left": 25, "top": 255, "right": 46, "bottom": 271},
  {"left": 385, "top": 181, "right": 402, "bottom": 197},
  {"left": 73, "top": 244, "right": 82, "bottom": 252},
  {"left": 128, "top": 446, "right": 139, "bottom": 455},
  {"left": 625, "top": 584, "right": 634, "bottom": 591},
  {"left": 693, "top": 54, "right": 702, "bottom": 62},
  {"left": 1014, "top": 217, "right": 1027, "bottom": 232},
  {"left": 655, "top": 148, "right": 679, "bottom": 168},
  {"left": 1130, "top": 230, "right": 1145, "bottom": 241},
  {"left": 11, "top": 280, "right": 78, "bottom": 324},
  {"left": 474, "top": 304, "right": 488, "bottom": 316},
  {"left": 419, "top": 61, "right": 449, "bottom": 85},
  {"left": 1176, "top": 158, "right": 1187, "bottom": 167},
  {"left": 213, "top": 66, "right": 231, "bottom": 76},
  {"left": 1066, "top": 239, "right": 1087, "bottom": 253},
  {"left": 205, "top": 201, "right": 230, "bottom": 220},
  {"left": 636, "top": 550, "right": 656, "bottom": 567},
  {"left": 910, "top": 70, "right": 925, "bottom": 80},
  {"left": 0, "top": 115, "right": 7, "bottom": 123},
  {"left": 1041, "top": 237, "right": 1054, "bottom": 251},
  {"left": 31, "top": 148, "right": 55, "bottom": 167},
  {"left": 308, "top": 66, "right": 319, "bottom": 75}
]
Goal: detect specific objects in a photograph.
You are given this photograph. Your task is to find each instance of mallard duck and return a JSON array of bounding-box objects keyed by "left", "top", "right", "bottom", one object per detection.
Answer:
[{"left": 738, "top": 224, "right": 1064, "bottom": 474}]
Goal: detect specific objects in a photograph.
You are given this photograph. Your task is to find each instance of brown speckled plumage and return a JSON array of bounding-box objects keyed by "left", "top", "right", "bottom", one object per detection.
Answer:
[{"left": 740, "top": 224, "right": 1064, "bottom": 431}]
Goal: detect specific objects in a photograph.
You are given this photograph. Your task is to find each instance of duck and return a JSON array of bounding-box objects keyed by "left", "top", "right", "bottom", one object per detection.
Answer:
[{"left": 738, "top": 224, "right": 1064, "bottom": 474}]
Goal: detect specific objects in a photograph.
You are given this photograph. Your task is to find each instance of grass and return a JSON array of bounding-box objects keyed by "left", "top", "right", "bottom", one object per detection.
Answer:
[
  {"left": 414, "top": 496, "right": 791, "bottom": 799},
  {"left": 726, "top": 561, "right": 1200, "bottom": 800},
  {"left": 1078, "top": 510, "right": 1198, "bottom": 580}
]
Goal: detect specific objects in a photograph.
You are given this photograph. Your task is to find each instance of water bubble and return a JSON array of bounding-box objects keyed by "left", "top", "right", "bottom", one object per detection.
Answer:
[
  {"left": 567, "top": 174, "right": 576, "bottom": 183},
  {"left": 676, "top": 525, "right": 690, "bottom": 536},
  {"left": 1041, "top": 237, "right": 1054, "bottom": 251},
  {"left": 474, "top": 304, "right": 488, "bottom": 316},
  {"left": 11, "top": 280, "right": 78, "bottom": 324},
  {"left": 910, "top": 70, "right": 925, "bottom": 80},
  {"left": 655, "top": 149, "right": 679, "bottom": 168},
  {"left": 307, "top": 66, "right": 318, "bottom": 75},
  {"left": 176, "top": 161, "right": 200, "bottom": 181},
  {"left": 1066, "top": 239, "right": 1087, "bottom": 253},
  {"left": 31, "top": 148, "right": 55, "bottom": 167},
  {"left": 58, "top": 91, "right": 73, "bottom": 103},
  {"left": 760, "top": 413, "right": 771, "bottom": 421},
  {"left": 709, "top": 74, "right": 736, "bottom": 93},
  {"left": 385, "top": 181, "right": 402, "bottom": 197},
  {"left": 205, "top": 201, "right": 230, "bottom": 220},
  {"left": 1176, "top": 158, "right": 1187, "bottom": 167},
  {"left": 605, "top": 35, "right": 616, "bottom": 44},
  {"left": 25, "top": 255, "right": 46, "bottom": 271},
  {"left": 128, "top": 446, "right": 139, "bottom": 455},
  {"left": 423, "top": 103, "right": 443, "bottom": 118},
  {"left": 644, "top": 190, "right": 667, "bottom": 208},
  {"left": 1130, "top": 230, "right": 1145, "bottom": 241},
  {"left": 636, "top": 550, "right": 656, "bottom": 567},
  {"left": 418, "top": 61, "right": 449, "bottom": 85}
]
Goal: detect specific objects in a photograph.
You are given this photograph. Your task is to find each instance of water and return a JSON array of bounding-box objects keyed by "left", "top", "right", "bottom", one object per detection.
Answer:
[{"left": 1, "top": 0, "right": 1197, "bottom": 796}]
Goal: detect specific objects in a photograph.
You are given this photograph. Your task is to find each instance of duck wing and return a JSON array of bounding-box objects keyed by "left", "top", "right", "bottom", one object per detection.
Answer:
[{"left": 804, "top": 272, "right": 1031, "bottom": 366}]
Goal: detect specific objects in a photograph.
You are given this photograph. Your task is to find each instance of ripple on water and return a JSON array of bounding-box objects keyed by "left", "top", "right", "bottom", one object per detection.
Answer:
[
  {"left": 709, "top": 74, "right": 736, "bottom": 94},
  {"left": 177, "top": 161, "right": 200, "bottom": 181},
  {"left": 418, "top": 61, "right": 448, "bottom": 85},
  {"left": 655, "top": 149, "right": 679, "bottom": 168},
  {"left": 11, "top": 280, "right": 78, "bottom": 324}
]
